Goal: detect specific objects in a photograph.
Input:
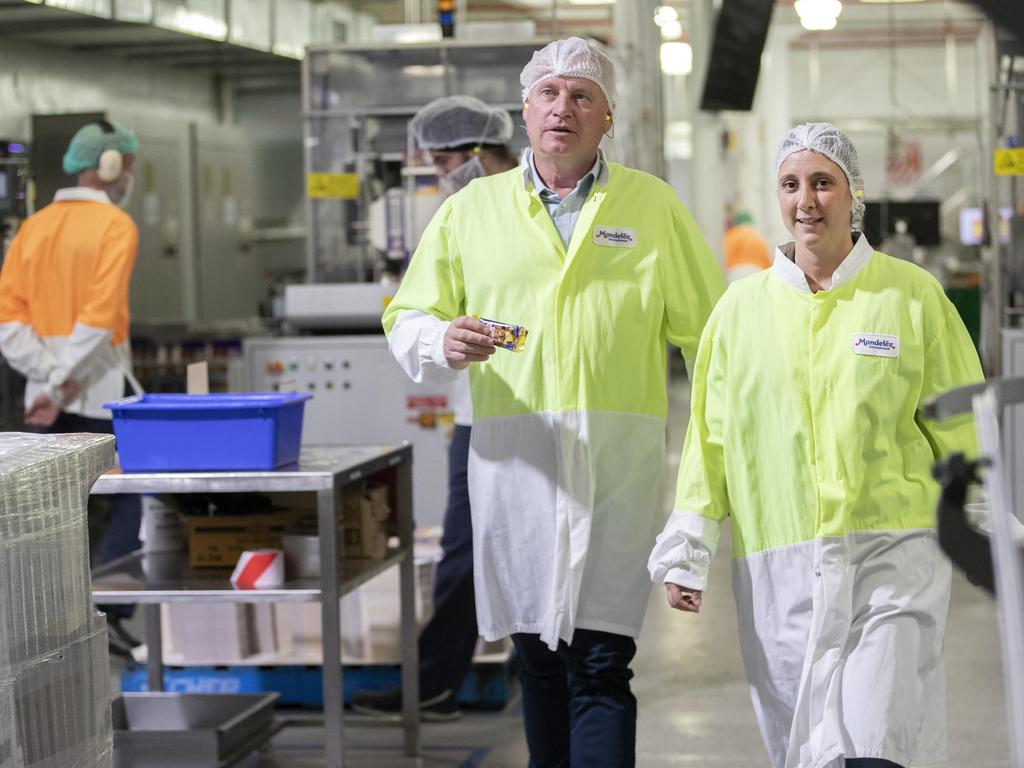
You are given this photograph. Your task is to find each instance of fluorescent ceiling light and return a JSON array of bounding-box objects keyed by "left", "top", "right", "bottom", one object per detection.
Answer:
[
  {"left": 660, "top": 19, "right": 683, "bottom": 39},
  {"left": 794, "top": 0, "right": 842, "bottom": 30},
  {"left": 567, "top": 0, "right": 615, "bottom": 5},
  {"left": 858, "top": 0, "right": 925, "bottom": 3},
  {"left": 402, "top": 65, "right": 447, "bottom": 77},
  {"left": 661, "top": 42, "right": 693, "bottom": 75},
  {"left": 654, "top": 5, "right": 678, "bottom": 26}
]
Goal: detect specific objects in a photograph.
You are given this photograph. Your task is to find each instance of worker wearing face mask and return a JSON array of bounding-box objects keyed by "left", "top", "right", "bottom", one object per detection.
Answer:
[
  {"left": 0, "top": 118, "right": 144, "bottom": 654},
  {"left": 353, "top": 96, "right": 517, "bottom": 721},
  {"left": 410, "top": 95, "right": 518, "bottom": 197}
]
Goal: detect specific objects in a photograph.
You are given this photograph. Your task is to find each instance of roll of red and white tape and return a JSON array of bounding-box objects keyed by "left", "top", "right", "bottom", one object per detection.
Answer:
[{"left": 230, "top": 549, "right": 284, "bottom": 588}]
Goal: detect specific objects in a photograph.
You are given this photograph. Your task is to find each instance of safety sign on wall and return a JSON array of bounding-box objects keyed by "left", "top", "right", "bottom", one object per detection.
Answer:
[
  {"left": 994, "top": 148, "right": 1024, "bottom": 176},
  {"left": 307, "top": 173, "right": 361, "bottom": 199}
]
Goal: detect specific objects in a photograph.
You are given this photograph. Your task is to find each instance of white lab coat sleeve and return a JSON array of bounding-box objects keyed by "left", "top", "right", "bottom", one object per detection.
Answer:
[
  {"left": 650, "top": 307, "right": 730, "bottom": 592},
  {"left": 0, "top": 322, "right": 59, "bottom": 385},
  {"left": 648, "top": 510, "right": 722, "bottom": 591},
  {"left": 44, "top": 322, "right": 115, "bottom": 400},
  {"left": 388, "top": 309, "right": 462, "bottom": 385}
]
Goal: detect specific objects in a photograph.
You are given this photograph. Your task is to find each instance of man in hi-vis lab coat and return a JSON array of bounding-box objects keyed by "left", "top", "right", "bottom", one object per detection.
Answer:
[{"left": 383, "top": 37, "right": 723, "bottom": 766}]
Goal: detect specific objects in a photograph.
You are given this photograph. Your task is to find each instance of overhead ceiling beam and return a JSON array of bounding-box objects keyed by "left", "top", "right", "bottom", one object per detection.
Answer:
[{"left": 0, "top": 17, "right": 134, "bottom": 32}]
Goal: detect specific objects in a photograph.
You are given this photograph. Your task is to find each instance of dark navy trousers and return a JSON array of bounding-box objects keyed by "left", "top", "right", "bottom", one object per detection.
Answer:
[
  {"left": 419, "top": 424, "right": 478, "bottom": 699},
  {"left": 511, "top": 629, "right": 637, "bottom": 768},
  {"left": 46, "top": 411, "right": 141, "bottom": 618}
]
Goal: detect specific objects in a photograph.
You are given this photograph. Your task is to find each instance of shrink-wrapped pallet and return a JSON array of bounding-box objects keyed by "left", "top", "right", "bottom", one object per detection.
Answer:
[{"left": 0, "top": 433, "right": 116, "bottom": 768}]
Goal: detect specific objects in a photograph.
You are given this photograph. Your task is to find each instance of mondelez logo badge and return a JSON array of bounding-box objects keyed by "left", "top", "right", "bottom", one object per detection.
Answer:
[
  {"left": 592, "top": 226, "right": 637, "bottom": 248},
  {"left": 852, "top": 333, "right": 899, "bottom": 358}
]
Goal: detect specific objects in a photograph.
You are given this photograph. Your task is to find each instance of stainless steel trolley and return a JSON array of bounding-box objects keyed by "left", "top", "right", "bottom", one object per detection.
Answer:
[{"left": 90, "top": 444, "right": 420, "bottom": 768}]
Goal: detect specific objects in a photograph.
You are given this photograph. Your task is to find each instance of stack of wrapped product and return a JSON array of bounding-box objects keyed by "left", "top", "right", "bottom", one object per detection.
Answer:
[{"left": 0, "top": 433, "right": 116, "bottom": 768}]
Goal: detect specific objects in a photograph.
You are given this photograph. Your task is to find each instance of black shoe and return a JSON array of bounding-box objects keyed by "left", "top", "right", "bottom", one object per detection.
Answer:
[
  {"left": 107, "top": 615, "right": 142, "bottom": 649},
  {"left": 107, "top": 635, "right": 133, "bottom": 661},
  {"left": 350, "top": 687, "right": 462, "bottom": 722}
]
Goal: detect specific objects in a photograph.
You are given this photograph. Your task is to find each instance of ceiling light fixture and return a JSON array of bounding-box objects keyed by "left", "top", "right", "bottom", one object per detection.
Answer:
[
  {"left": 661, "top": 42, "right": 693, "bottom": 75},
  {"left": 654, "top": 6, "right": 679, "bottom": 26},
  {"left": 794, "top": 0, "right": 842, "bottom": 30}
]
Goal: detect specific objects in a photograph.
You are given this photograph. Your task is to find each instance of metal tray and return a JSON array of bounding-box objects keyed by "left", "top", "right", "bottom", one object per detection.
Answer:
[{"left": 112, "top": 692, "right": 279, "bottom": 768}]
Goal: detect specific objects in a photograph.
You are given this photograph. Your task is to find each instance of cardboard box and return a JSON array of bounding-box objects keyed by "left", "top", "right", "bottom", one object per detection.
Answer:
[
  {"left": 186, "top": 510, "right": 314, "bottom": 567},
  {"left": 341, "top": 483, "right": 391, "bottom": 559},
  {"left": 288, "top": 553, "right": 438, "bottom": 664},
  {"left": 165, "top": 604, "right": 253, "bottom": 664}
]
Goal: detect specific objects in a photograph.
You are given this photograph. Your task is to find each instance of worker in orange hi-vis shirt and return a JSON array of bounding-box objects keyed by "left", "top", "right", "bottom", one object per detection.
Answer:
[
  {"left": 724, "top": 208, "right": 772, "bottom": 283},
  {"left": 0, "top": 119, "right": 143, "bottom": 654}
]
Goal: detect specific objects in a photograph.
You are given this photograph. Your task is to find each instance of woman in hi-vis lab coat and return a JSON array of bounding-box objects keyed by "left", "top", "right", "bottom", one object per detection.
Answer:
[{"left": 649, "top": 123, "right": 984, "bottom": 768}]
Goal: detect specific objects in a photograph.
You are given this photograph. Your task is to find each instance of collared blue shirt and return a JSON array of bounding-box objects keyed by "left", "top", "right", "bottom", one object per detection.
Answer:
[{"left": 521, "top": 148, "right": 608, "bottom": 249}]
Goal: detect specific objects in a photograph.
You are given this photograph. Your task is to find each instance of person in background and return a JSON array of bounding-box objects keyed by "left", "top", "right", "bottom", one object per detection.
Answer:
[
  {"left": 650, "top": 122, "right": 984, "bottom": 768},
  {"left": 383, "top": 38, "right": 723, "bottom": 766},
  {"left": 353, "top": 96, "right": 517, "bottom": 721},
  {"left": 0, "top": 119, "right": 143, "bottom": 655},
  {"left": 723, "top": 207, "right": 772, "bottom": 283}
]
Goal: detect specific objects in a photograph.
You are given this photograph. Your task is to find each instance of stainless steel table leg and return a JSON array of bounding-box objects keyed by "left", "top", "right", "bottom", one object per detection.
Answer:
[
  {"left": 145, "top": 604, "right": 163, "bottom": 692},
  {"left": 398, "top": 458, "right": 420, "bottom": 756},
  {"left": 319, "top": 485, "right": 344, "bottom": 768}
]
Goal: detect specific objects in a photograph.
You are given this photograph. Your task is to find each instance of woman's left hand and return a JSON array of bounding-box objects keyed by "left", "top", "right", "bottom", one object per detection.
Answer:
[{"left": 665, "top": 583, "right": 703, "bottom": 613}]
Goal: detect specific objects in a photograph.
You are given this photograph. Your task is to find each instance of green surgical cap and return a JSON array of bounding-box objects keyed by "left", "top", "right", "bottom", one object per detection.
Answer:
[
  {"left": 62, "top": 120, "right": 139, "bottom": 176},
  {"left": 731, "top": 210, "right": 754, "bottom": 227}
]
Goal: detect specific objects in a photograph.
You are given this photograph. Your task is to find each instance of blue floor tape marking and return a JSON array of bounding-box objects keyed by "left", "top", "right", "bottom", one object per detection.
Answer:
[{"left": 458, "top": 746, "right": 492, "bottom": 767}]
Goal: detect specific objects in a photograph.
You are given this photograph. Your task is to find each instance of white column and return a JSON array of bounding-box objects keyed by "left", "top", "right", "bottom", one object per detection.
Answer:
[
  {"left": 611, "top": 0, "right": 664, "bottom": 177},
  {"left": 689, "top": 0, "right": 725, "bottom": 264}
]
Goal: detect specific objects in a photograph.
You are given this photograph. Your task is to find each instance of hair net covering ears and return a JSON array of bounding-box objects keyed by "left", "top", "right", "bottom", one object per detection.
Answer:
[
  {"left": 62, "top": 121, "right": 140, "bottom": 176},
  {"left": 775, "top": 122, "right": 865, "bottom": 227},
  {"left": 411, "top": 96, "right": 514, "bottom": 151},
  {"left": 520, "top": 37, "right": 616, "bottom": 110}
]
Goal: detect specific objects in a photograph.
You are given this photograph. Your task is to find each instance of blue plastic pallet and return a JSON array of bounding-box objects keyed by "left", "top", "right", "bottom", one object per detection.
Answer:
[{"left": 121, "top": 659, "right": 517, "bottom": 709}]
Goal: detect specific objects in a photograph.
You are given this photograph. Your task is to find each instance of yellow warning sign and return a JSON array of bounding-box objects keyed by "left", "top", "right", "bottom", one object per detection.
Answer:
[
  {"left": 307, "top": 173, "right": 360, "bottom": 199},
  {"left": 994, "top": 148, "right": 1024, "bottom": 176}
]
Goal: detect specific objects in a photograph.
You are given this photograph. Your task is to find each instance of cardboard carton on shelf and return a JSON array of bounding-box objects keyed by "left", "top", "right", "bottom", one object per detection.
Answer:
[
  {"left": 186, "top": 509, "right": 314, "bottom": 568},
  {"left": 341, "top": 482, "right": 391, "bottom": 560}
]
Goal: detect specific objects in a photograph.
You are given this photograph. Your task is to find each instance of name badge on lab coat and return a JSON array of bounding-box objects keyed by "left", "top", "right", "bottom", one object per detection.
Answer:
[
  {"left": 593, "top": 226, "right": 637, "bottom": 248},
  {"left": 852, "top": 333, "right": 899, "bottom": 358}
]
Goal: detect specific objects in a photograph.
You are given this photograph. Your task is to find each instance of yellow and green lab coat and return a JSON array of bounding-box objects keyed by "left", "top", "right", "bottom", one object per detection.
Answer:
[
  {"left": 384, "top": 160, "right": 724, "bottom": 650},
  {"left": 650, "top": 234, "right": 983, "bottom": 767}
]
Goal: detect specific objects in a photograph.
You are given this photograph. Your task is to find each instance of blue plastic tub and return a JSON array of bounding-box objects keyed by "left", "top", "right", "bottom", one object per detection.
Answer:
[{"left": 104, "top": 393, "right": 312, "bottom": 472}]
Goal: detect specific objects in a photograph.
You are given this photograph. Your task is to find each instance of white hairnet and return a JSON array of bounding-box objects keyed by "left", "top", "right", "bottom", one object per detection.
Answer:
[
  {"left": 410, "top": 96, "right": 514, "bottom": 151},
  {"left": 520, "top": 37, "right": 616, "bottom": 110},
  {"left": 775, "top": 122, "right": 865, "bottom": 226}
]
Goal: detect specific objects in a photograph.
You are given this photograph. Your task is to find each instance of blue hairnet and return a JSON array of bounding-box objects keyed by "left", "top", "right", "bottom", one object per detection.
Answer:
[{"left": 62, "top": 121, "right": 139, "bottom": 176}]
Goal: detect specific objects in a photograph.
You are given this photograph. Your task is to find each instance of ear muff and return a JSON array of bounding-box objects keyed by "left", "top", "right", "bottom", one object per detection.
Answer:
[
  {"left": 93, "top": 119, "right": 123, "bottom": 183},
  {"left": 96, "top": 147, "right": 123, "bottom": 183}
]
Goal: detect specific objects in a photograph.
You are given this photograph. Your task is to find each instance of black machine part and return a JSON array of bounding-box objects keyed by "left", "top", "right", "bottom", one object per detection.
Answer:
[{"left": 932, "top": 453, "right": 995, "bottom": 594}]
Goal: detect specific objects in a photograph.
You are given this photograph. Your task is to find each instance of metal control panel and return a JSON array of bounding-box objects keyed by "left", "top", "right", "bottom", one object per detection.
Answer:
[{"left": 244, "top": 335, "right": 450, "bottom": 528}]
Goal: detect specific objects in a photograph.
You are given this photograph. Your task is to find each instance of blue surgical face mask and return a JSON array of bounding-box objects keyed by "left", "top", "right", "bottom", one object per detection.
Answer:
[{"left": 439, "top": 155, "right": 485, "bottom": 197}]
